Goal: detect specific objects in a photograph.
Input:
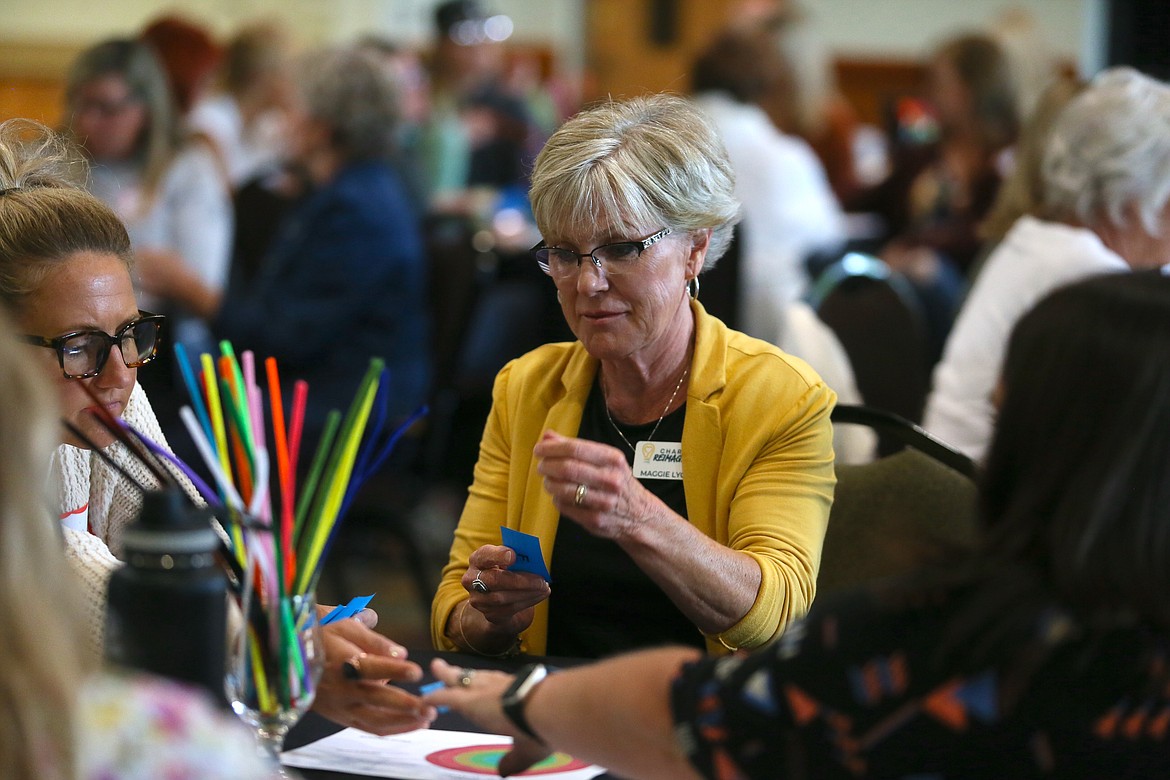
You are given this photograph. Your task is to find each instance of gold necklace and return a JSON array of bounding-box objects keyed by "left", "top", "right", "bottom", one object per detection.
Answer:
[{"left": 601, "top": 366, "right": 689, "bottom": 453}]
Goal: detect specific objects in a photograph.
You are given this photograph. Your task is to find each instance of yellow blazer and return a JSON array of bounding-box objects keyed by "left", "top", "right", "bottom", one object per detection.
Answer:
[{"left": 431, "top": 300, "right": 836, "bottom": 655}]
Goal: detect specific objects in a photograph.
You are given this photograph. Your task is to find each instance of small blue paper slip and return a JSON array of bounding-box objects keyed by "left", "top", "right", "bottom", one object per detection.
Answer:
[
  {"left": 419, "top": 680, "right": 450, "bottom": 713},
  {"left": 500, "top": 526, "right": 551, "bottom": 581},
  {"left": 320, "top": 594, "right": 375, "bottom": 625}
]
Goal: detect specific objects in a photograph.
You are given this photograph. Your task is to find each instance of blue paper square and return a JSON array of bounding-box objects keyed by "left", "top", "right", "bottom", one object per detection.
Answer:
[{"left": 500, "top": 526, "right": 551, "bottom": 581}]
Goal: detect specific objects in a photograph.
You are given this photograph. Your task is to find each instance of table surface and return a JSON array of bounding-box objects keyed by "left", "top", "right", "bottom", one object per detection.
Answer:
[{"left": 284, "top": 649, "right": 619, "bottom": 780}]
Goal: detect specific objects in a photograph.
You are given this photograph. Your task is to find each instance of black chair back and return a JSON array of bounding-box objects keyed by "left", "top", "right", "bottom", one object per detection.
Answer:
[{"left": 810, "top": 254, "right": 931, "bottom": 453}]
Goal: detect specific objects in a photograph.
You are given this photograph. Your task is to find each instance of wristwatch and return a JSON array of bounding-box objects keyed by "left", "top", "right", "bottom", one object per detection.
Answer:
[{"left": 501, "top": 662, "right": 550, "bottom": 744}]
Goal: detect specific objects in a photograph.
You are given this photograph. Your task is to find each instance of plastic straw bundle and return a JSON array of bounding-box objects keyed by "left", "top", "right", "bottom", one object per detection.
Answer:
[{"left": 166, "top": 340, "right": 424, "bottom": 717}]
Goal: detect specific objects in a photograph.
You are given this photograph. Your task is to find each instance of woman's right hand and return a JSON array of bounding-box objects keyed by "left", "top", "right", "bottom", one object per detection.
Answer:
[
  {"left": 313, "top": 611, "right": 437, "bottom": 735},
  {"left": 461, "top": 544, "right": 551, "bottom": 639}
]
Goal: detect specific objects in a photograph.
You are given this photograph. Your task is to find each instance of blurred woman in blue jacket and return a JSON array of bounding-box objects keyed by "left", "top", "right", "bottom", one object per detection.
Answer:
[{"left": 139, "top": 45, "right": 431, "bottom": 455}]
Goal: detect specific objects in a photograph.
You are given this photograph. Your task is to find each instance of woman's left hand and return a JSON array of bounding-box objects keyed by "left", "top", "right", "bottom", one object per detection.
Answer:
[
  {"left": 425, "top": 658, "right": 551, "bottom": 776},
  {"left": 534, "top": 430, "right": 650, "bottom": 540}
]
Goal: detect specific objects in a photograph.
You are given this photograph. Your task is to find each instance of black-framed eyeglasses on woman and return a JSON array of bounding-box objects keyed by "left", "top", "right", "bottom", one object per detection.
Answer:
[
  {"left": 531, "top": 228, "right": 671, "bottom": 281},
  {"left": 21, "top": 312, "right": 166, "bottom": 380}
]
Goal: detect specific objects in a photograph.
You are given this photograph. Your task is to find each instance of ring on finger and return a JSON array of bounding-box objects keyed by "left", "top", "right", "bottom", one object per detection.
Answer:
[
  {"left": 574, "top": 483, "right": 588, "bottom": 506},
  {"left": 471, "top": 569, "right": 489, "bottom": 593},
  {"left": 458, "top": 668, "right": 476, "bottom": 687}
]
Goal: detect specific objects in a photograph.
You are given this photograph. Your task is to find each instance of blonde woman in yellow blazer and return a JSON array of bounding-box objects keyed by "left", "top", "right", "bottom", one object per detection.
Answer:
[{"left": 432, "top": 94, "right": 836, "bottom": 659}]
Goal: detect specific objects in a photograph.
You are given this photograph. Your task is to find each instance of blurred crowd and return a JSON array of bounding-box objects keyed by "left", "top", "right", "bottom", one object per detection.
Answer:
[
  {"left": 59, "top": 1, "right": 577, "bottom": 485},
  {"left": 56, "top": 0, "right": 1170, "bottom": 472}
]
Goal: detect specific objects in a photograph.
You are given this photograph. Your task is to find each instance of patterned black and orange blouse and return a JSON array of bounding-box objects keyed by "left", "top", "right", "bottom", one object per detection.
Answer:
[{"left": 672, "top": 578, "right": 1170, "bottom": 779}]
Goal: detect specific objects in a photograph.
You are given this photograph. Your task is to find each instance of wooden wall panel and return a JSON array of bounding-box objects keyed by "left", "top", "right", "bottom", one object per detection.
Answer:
[
  {"left": 835, "top": 57, "right": 926, "bottom": 130},
  {"left": 0, "top": 78, "right": 65, "bottom": 124},
  {"left": 584, "top": 0, "right": 733, "bottom": 103},
  {"left": 582, "top": 0, "right": 926, "bottom": 138},
  {"left": 0, "top": 40, "right": 81, "bottom": 125}
]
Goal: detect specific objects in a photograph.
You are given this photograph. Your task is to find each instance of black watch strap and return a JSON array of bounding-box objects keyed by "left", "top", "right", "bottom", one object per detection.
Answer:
[{"left": 502, "top": 662, "right": 549, "bottom": 744}]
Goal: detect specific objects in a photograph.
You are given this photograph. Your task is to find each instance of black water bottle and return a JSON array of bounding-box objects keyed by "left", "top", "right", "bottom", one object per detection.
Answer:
[{"left": 105, "top": 488, "right": 228, "bottom": 703}]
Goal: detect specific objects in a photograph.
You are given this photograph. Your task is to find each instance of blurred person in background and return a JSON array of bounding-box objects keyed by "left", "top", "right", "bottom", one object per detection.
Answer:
[
  {"left": 690, "top": 21, "right": 871, "bottom": 464},
  {"left": 968, "top": 75, "right": 1085, "bottom": 281},
  {"left": 744, "top": 0, "right": 872, "bottom": 204},
  {"left": 924, "top": 67, "right": 1170, "bottom": 461},
  {"left": 140, "top": 14, "right": 223, "bottom": 121},
  {"left": 691, "top": 19, "right": 845, "bottom": 338},
  {"left": 849, "top": 32, "right": 1018, "bottom": 362},
  {"left": 65, "top": 38, "right": 232, "bottom": 368},
  {"left": 189, "top": 20, "right": 296, "bottom": 190},
  {"left": 356, "top": 34, "right": 433, "bottom": 215},
  {"left": 139, "top": 45, "right": 431, "bottom": 465},
  {"left": 423, "top": 0, "right": 544, "bottom": 216},
  {"left": 192, "top": 21, "right": 301, "bottom": 293}
]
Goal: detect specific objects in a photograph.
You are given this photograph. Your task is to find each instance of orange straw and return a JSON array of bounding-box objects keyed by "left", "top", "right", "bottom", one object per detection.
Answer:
[{"left": 265, "top": 357, "right": 295, "bottom": 590}]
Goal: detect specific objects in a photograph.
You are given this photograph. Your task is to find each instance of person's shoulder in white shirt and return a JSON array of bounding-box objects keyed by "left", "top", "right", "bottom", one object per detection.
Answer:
[{"left": 923, "top": 216, "right": 1129, "bottom": 460}]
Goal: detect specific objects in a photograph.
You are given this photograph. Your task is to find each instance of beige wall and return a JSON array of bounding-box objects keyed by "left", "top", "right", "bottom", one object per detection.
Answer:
[
  {"left": 0, "top": 0, "right": 1101, "bottom": 123},
  {"left": 2, "top": 0, "right": 1096, "bottom": 62}
]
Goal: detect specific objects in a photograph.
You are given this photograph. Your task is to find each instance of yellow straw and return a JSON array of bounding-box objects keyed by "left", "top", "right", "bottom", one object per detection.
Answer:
[
  {"left": 296, "top": 373, "right": 380, "bottom": 591},
  {"left": 202, "top": 352, "right": 246, "bottom": 558},
  {"left": 247, "top": 623, "right": 276, "bottom": 714},
  {"left": 202, "top": 353, "right": 234, "bottom": 486}
]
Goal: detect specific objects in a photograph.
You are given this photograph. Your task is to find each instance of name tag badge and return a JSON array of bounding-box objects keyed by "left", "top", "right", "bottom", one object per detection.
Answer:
[{"left": 633, "top": 440, "right": 683, "bottom": 480}]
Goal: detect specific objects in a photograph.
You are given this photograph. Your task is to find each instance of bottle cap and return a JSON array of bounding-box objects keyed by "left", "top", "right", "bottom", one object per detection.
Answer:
[{"left": 121, "top": 489, "right": 220, "bottom": 556}]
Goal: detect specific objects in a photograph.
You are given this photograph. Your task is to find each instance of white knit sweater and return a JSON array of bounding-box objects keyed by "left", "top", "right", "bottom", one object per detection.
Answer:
[{"left": 52, "top": 383, "right": 202, "bottom": 656}]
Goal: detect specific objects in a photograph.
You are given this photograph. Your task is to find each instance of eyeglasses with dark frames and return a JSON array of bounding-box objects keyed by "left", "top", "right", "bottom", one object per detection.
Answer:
[
  {"left": 21, "top": 312, "right": 166, "bottom": 380},
  {"left": 531, "top": 228, "right": 672, "bottom": 281}
]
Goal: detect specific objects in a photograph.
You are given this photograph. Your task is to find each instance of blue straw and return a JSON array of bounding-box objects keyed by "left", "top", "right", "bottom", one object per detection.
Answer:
[{"left": 174, "top": 343, "right": 216, "bottom": 453}]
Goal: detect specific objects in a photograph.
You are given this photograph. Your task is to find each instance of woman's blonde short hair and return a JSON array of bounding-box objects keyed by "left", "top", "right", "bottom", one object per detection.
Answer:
[
  {"left": 0, "top": 119, "right": 132, "bottom": 310},
  {"left": 529, "top": 93, "right": 741, "bottom": 271}
]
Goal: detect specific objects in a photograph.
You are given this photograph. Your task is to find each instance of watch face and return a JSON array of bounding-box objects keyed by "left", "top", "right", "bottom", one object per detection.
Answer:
[
  {"left": 502, "top": 663, "right": 549, "bottom": 743},
  {"left": 506, "top": 663, "right": 547, "bottom": 703}
]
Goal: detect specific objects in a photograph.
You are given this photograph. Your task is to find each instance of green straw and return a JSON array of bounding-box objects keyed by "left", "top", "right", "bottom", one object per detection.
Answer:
[
  {"left": 295, "top": 359, "right": 383, "bottom": 593},
  {"left": 293, "top": 410, "right": 341, "bottom": 553},
  {"left": 218, "top": 375, "right": 258, "bottom": 476},
  {"left": 300, "top": 374, "right": 380, "bottom": 592},
  {"left": 219, "top": 341, "right": 257, "bottom": 454}
]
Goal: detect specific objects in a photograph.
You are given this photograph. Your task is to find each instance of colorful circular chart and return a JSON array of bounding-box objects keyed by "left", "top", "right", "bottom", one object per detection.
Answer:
[{"left": 426, "top": 744, "right": 590, "bottom": 775}]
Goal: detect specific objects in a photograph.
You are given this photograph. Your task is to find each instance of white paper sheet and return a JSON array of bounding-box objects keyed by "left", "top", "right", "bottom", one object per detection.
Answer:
[{"left": 281, "top": 727, "right": 608, "bottom": 779}]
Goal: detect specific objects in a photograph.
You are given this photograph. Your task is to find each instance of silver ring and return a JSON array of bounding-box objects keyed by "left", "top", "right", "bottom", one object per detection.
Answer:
[
  {"left": 574, "top": 483, "right": 588, "bottom": 505},
  {"left": 471, "top": 568, "right": 489, "bottom": 593},
  {"left": 458, "top": 668, "right": 476, "bottom": 687}
]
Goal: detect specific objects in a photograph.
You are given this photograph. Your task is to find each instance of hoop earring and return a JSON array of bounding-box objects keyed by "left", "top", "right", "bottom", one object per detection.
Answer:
[{"left": 687, "top": 277, "right": 700, "bottom": 300}]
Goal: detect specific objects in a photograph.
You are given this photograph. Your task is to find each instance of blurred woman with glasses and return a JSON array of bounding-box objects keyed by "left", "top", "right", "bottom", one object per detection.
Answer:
[
  {"left": 0, "top": 118, "right": 437, "bottom": 738},
  {"left": 431, "top": 93, "right": 836, "bottom": 660},
  {"left": 65, "top": 38, "right": 232, "bottom": 364}
]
